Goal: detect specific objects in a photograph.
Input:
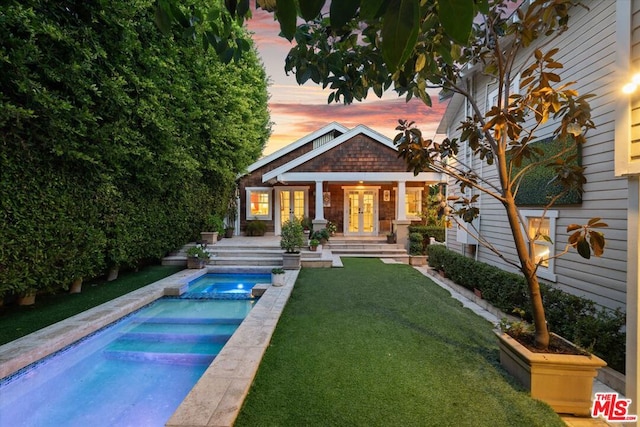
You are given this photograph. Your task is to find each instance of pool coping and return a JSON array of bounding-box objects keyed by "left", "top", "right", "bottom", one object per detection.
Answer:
[{"left": 0, "top": 266, "right": 298, "bottom": 427}]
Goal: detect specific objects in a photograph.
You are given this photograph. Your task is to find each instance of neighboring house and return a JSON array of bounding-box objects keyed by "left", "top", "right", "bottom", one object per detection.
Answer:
[
  {"left": 438, "top": 0, "right": 640, "bottom": 410},
  {"left": 237, "top": 123, "right": 442, "bottom": 244}
]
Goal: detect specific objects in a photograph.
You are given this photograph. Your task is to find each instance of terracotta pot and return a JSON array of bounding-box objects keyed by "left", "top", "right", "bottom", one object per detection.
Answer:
[
  {"left": 18, "top": 291, "right": 36, "bottom": 306},
  {"left": 496, "top": 331, "right": 606, "bottom": 416}
]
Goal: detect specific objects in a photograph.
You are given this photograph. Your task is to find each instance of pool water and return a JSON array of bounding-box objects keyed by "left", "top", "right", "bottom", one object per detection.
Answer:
[
  {"left": 181, "top": 273, "right": 270, "bottom": 299},
  {"left": 0, "top": 297, "right": 255, "bottom": 427}
]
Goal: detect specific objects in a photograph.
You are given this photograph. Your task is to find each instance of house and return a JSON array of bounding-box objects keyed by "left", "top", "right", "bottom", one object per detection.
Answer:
[
  {"left": 237, "top": 123, "right": 443, "bottom": 245},
  {"left": 437, "top": 0, "right": 639, "bottom": 413}
]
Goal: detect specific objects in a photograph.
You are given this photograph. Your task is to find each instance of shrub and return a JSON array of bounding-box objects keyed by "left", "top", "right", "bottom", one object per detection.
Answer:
[
  {"left": 408, "top": 225, "right": 445, "bottom": 243},
  {"left": 409, "top": 232, "right": 425, "bottom": 255},
  {"left": 246, "top": 219, "right": 267, "bottom": 236},
  {"left": 426, "top": 245, "right": 626, "bottom": 372}
]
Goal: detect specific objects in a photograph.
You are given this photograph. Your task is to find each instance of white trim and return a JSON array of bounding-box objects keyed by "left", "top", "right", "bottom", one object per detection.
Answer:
[
  {"left": 520, "top": 209, "right": 558, "bottom": 282},
  {"left": 271, "top": 171, "right": 443, "bottom": 183},
  {"left": 262, "top": 125, "right": 397, "bottom": 183},
  {"left": 245, "top": 187, "right": 273, "bottom": 220}
]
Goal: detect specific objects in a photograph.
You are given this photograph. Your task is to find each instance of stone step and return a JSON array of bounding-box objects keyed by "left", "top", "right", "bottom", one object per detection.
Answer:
[{"left": 209, "top": 257, "right": 282, "bottom": 266}]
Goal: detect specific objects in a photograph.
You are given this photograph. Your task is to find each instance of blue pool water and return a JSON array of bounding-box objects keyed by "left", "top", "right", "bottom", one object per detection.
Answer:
[
  {"left": 0, "top": 276, "right": 260, "bottom": 427},
  {"left": 182, "top": 273, "right": 270, "bottom": 299}
]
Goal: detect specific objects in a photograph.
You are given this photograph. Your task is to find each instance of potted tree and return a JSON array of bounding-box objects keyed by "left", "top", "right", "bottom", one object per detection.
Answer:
[
  {"left": 186, "top": 244, "right": 210, "bottom": 269},
  {"left": 271, "top": 267, "right": 285, "bottom": 287},
  {"left": 308, "top": 238, "right": 319, "bottom": 251},
  {"left": 201, "top": 214, "right": 223, "bottom": 244},
  {"left": 280, "top": 219, "right": 305, "bottom": 270}
]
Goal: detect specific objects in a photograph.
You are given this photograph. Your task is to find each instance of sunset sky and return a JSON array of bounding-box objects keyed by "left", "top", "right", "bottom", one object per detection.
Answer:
[{"left": 244, "top": 7, "right": 449, "bottom": 156}]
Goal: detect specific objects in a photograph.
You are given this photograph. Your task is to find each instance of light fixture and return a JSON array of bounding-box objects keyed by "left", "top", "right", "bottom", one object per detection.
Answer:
[{"left": 623, "top": 73, "right": 640, "bottom": 94}]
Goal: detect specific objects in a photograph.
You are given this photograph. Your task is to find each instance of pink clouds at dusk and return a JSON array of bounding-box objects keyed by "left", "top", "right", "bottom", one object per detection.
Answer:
[{"left": 244, "top": 6, "right": 448, "bottom": 155}]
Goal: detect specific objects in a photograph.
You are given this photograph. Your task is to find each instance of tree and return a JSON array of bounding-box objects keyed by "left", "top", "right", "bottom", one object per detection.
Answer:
[{"left": 243, "top": 0, "right": 604, "bottom": 351}]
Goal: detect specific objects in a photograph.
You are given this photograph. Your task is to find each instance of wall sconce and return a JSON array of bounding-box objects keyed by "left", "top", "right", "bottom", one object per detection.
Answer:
[{"left": 623, "top": 73, "right": 640, "bottom": 94}]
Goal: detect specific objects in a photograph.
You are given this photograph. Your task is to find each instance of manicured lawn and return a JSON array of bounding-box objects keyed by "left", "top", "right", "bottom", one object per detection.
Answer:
[
  {"left": 0, "top": 265, "right": 183, "bottom": 345},
  {"left": 236, "top": 258, "right": 564, "bottom": 427}
]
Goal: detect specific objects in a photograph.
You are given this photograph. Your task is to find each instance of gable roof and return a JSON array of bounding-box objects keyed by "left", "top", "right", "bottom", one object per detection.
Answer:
[
  {"left": 261, "top": 124, "right": 396, "bottom": 183},
  {"left": 246, "top": 122, "right": 349, "bottom": 174}
]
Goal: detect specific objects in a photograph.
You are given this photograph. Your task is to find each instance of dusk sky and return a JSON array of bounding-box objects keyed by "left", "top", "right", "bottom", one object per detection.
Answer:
[{"left": 244, "top": 7, "right": 449, "bottom": 156}]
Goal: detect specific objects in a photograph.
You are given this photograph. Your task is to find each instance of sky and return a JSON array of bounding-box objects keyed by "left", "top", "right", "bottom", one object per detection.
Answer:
[{"left": 243, "top": 7, "right": 449, "bottom": 156}]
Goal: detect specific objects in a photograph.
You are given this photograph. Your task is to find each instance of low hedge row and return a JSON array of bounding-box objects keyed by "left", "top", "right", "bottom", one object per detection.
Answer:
[
  {"left": 427, "top": 244, "right": 626, "bottom": 373},
  {"left": 407, "top": 225, "right": 446, "bottom": 243}
]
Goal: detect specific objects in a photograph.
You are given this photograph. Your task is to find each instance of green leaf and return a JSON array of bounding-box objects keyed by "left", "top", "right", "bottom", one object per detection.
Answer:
[
  {"left": 299, "top": 0, "right": 326, "bottom": 21},
  {"left": 237, "top": 0, "right": 250, "bottom": 17},
  {"left": 361, "top": 0, "right": 388, "bottom": 19},
  {"left": 381, "top": 0, "right": 419, "bottom": 72},
  {"left": 576, "top": 238, "right": 591, "bottom": 259},
  {"left": 154, "top": 3, "right": 173, "bottom": 35},
  {"left": 330, "top": 0, "right": 360, "bottom": 29},
  {"left": 276, "top": 0, "right": 297, "bottom": 41},
  {"left": 438, "top": 0, "right": 474, "bottom": 45}
]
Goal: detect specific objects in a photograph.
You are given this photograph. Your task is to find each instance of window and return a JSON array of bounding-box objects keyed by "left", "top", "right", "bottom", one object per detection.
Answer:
[
  {"left": 246, "top": 187, "right": 272, "bottom": 220},
  {"left": 521, "top": 210, "right": 557, "bottom": 281},
  {"left": 405, "top": 188, "right": 422, "bottom": 219}
]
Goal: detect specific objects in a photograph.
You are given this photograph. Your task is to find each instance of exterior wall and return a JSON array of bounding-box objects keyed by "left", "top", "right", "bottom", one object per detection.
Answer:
[
  {"left": 444, "top": 1, "right": 627, "bottom": 311},
  {"left": 292, "top": 134, "right": 408, "bottom": 173}
]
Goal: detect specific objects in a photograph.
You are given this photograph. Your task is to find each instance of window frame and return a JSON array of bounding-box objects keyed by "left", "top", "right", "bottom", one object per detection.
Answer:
[
  {"left": 245, "top": 187, "right": 273, "bottom": 220},
  {"left": 521, "top": 209, "right": 558, "bottom": 282}
]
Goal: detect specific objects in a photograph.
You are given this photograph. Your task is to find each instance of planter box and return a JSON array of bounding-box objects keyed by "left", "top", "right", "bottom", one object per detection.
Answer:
[
  {"left": 200, "top": 231, "right": 218, "bottom": 245},
  {"left": 282, "top": 252, "right": 301, "bottom": 270},
  {"left": 496, "top": 331, "right": 606, "bottom": 416},
  {"left": 271, "top": 273, "right": 285, "bottom": 287},
  {"left": 409, "top": 255, "right": 427, "bottom": 266},
  {"left": 187, "top": 257, "right": 207, "bottom": 269}
]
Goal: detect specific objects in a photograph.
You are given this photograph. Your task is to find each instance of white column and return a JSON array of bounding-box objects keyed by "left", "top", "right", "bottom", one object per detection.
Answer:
[
  {"left": 397, "top": 181, "right": 407, "bottom": 221},
  {"left": 315, "top": 181, "right": 325, "bottom": 221}
]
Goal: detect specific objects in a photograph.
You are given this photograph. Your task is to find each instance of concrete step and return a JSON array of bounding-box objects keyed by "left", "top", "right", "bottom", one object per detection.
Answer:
[{"left": 209, "top": 256, "right": 282, "bottom": 266}]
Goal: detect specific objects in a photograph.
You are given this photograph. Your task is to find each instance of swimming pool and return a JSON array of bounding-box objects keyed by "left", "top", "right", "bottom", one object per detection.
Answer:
[
  {"left": 0, "top": 281, "right": 257, "bottom": 427},
  {"left": 182, "top": 273, "right": 270, "bottom": 299}
]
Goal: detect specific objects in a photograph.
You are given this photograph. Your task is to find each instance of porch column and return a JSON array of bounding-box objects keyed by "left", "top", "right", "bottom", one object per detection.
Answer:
[
  {"left": 314, "top": 180, "right": 325, "bottom": 221},
  {"left": 394, "top": 180, "right": 411, "bottom": 256}
]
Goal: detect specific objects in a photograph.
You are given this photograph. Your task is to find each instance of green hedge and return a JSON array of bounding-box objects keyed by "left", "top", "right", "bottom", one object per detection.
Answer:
[
  {"left": 426, "top": 244, "right": 626, "bottom": 373},
  {"left": 408, "top": 225, "right": 445, "bottom": 243}
]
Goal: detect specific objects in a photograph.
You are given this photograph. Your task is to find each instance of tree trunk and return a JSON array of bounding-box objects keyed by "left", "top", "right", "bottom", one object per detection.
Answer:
[{"left": 503, "top": 194, "right": 550, "bottom": 350}]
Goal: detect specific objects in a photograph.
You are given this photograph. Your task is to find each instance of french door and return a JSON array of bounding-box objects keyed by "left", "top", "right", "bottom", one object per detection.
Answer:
[
  {"left": 277, "top": 188, "right": 307, "bottom": 233},
  {"left": 344, "top": 188, "right": 378, "bottom": 236}
]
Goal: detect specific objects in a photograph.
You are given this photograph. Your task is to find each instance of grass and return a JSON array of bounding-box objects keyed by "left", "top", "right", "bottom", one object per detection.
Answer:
[
  {"left": 235, "top": 258, "right": 565, "bottom": 427},
  {"left": 0, "top": 265, "right": 182, "bottom": 345}
]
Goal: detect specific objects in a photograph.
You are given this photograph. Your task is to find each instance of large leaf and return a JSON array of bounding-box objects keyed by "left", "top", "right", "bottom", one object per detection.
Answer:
[
  {"left": 438, "top": 0, "right": 474, "bottom": 45},
  {"left": 299, "top": 0, "right": 325, "bottom": 21},
  {"left": 330, "top": 0, "right": 360, "bottom": 29},
  {"left": 276, "top": 0, "right": 297, "bottom": 41},
  {"left": 381, "top": 0, "right": 419, "bottom": 72},
  {"left": 360, "top": 0, "right": 388, "bottom": 19}
]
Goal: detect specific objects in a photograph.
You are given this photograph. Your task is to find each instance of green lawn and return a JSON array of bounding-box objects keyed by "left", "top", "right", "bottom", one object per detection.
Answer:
[
  {"left": 235, "top": 258, "right": 564, "bottom": 427},
  {"left": 0, "top": 265, "right": 182, "bottom": 345}
]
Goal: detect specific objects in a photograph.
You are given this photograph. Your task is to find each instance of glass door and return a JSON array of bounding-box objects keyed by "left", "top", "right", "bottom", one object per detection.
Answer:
[
  {"left": 345, "top": 189, "right": 378, "bottom": 236},
  {"left": 279, "top": 189, "right": 306, "bottom": 230}
]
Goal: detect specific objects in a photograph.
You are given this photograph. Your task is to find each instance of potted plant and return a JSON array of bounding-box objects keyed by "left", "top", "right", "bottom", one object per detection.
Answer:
[
  {"left": 326, "top": 220, "right": 337, "bottom": 236},
  {"left": 309, "top": 238, "right": 319, "bottom": 251},
  {"left": 408, "top": 232, "right": 427, "bottom": 266},
  {"left": 271, "top": 267, "right": 285, "bottom": 287},
  {"left": 311, "top": 228, "right": 330, "bottom": 245},
  {"left": 245, "top": 218, "right": 267, "bottom": 236},
  {"left": 185, "top": 244, "right": 210, "bottom": 269},
  {"left": 301, "top": 217, "right": 313, "bottom": 235},
  {"left": 201, "top": 214, "right": 223, "bottom": 244},
  {"left": 386, "top": 231, "right": 396, "bottom": 244},
  {"left": 280, "top": 219, "right": 305, "bottom": 270}
]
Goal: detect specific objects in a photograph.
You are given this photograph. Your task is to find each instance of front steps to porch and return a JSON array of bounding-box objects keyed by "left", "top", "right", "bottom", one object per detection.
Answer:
[{"left": 161, "top": 235, "right": 409, "bottom": 269}]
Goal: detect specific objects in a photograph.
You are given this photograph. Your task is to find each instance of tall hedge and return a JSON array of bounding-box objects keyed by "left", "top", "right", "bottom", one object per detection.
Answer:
[{"left": 0, "top": 0, "right": 269, "bottom": 298}]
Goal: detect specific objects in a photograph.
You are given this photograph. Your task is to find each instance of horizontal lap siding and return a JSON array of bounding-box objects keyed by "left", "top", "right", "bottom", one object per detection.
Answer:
[{"left": 445, "top": 1, "right": 626, "bottom": 310}]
